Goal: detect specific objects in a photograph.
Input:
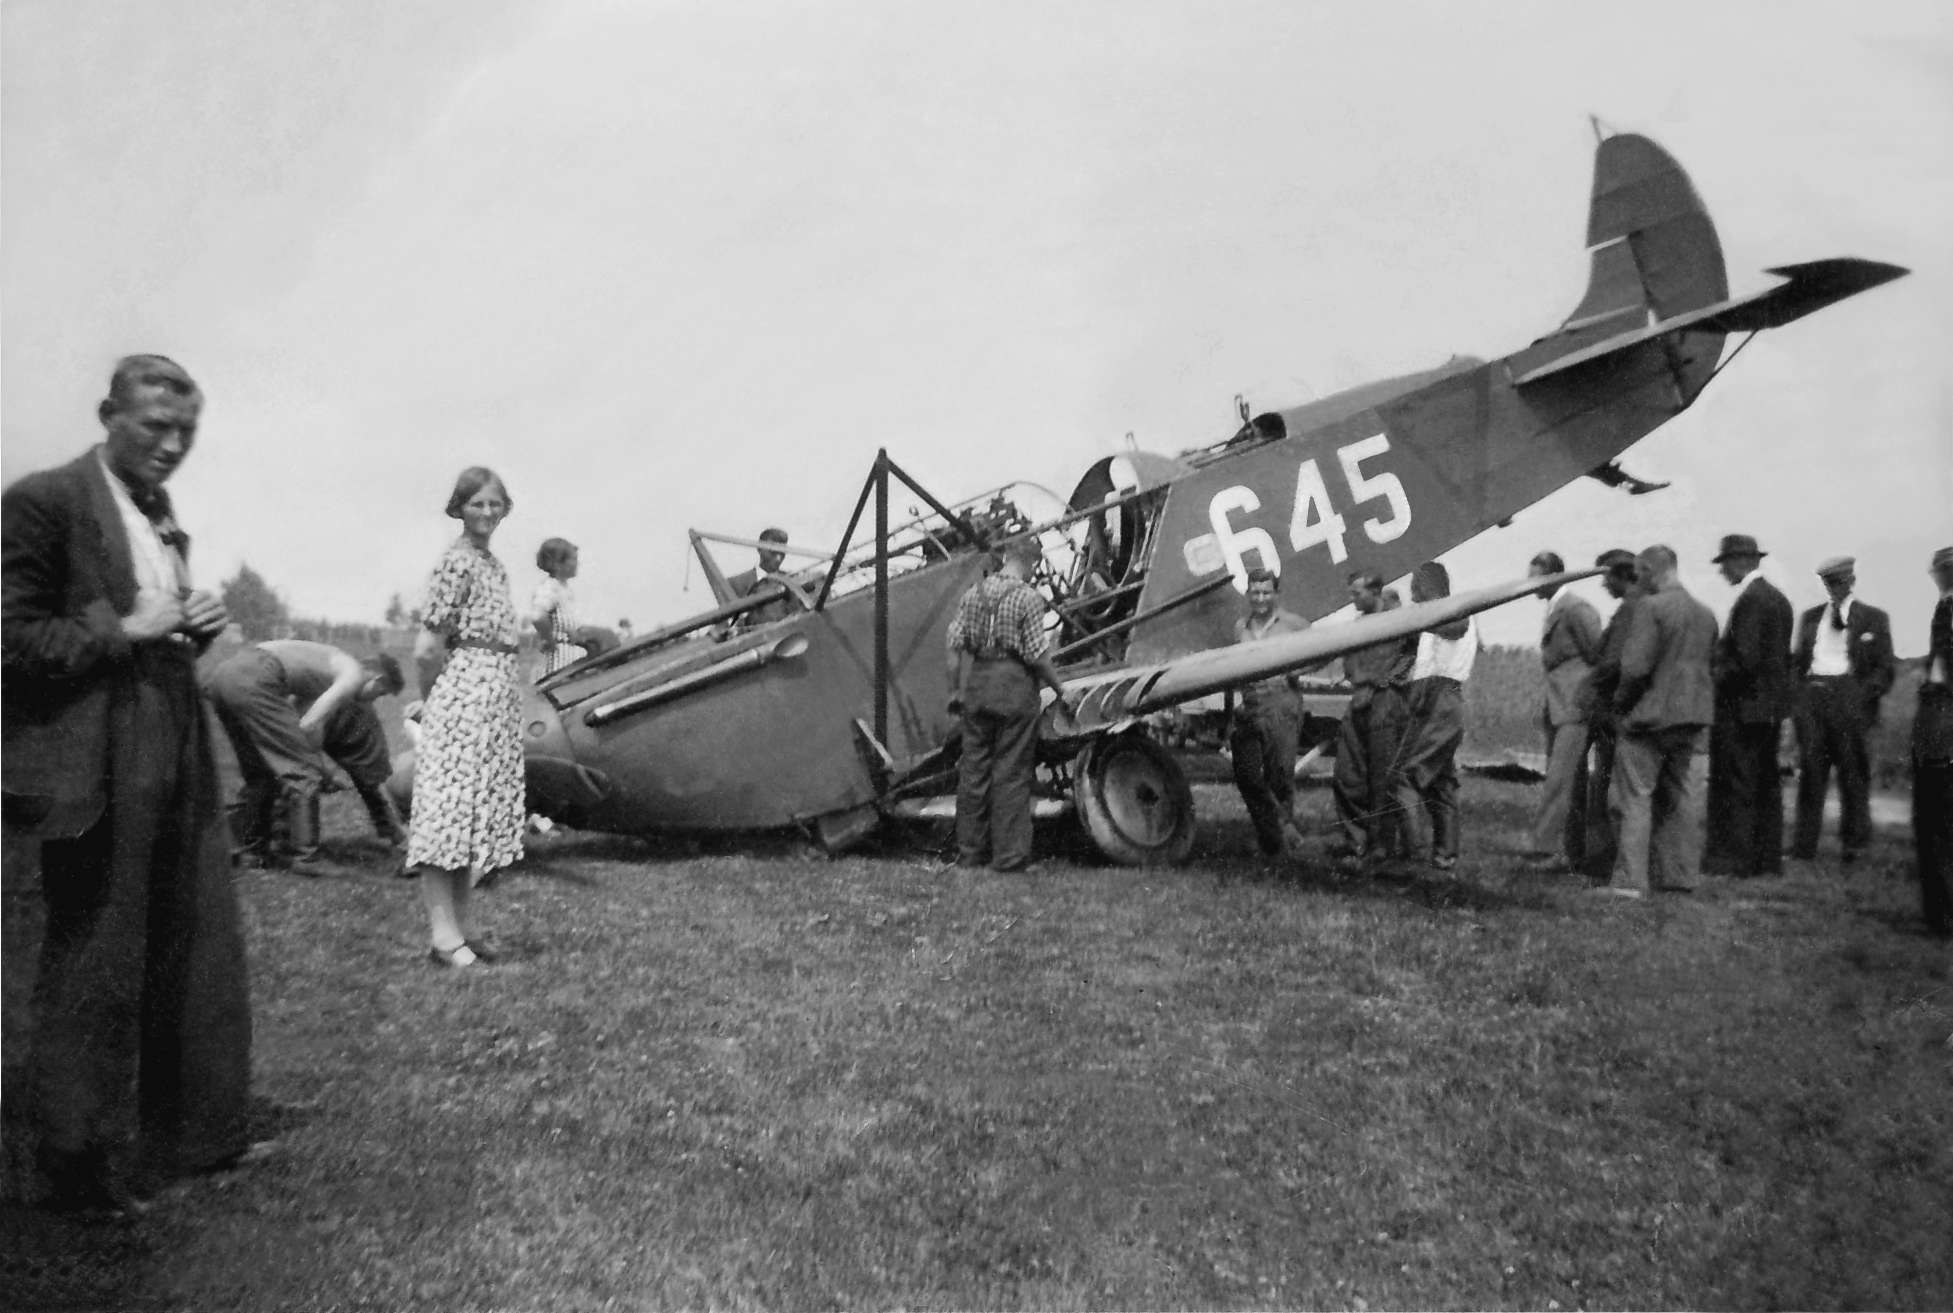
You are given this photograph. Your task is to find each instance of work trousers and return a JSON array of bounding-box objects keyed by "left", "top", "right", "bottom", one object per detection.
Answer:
[
  {"left": 1914, "top": 686, "right": 1953, "bottom": 935},
  {"left": 1793, "top": 677, "right": 1873, "bottom": 857},
  {"left": 1532, "top": 714, "right": 1590, "bottom": 866},
  {"left": 1399, "top": 677, "right": 1464, "bottom": 861},
  {"left": 1582, "top": 723, "right": 1619, "bottom": 879},
  {"left": 1332, "top": 686, "right": 1408, "bottom": 855},
  {"left": 1705, "top": 715, "right": 1784, "bottom": 875},
  {"left": 29, "top": 646, "right": 252, "bottom": 1193},
  {"left": 1230, "top": 696, "right": 1301, "bottom": 857},
  {"left": 955, "top": 658, "right": 1041, "bottom": 870},
  {"left": 1608, "top": 724, "right": 1705, "bottom": 893},
  {"left": 205, "top": 648, "right": 398, "bottom": 849}
]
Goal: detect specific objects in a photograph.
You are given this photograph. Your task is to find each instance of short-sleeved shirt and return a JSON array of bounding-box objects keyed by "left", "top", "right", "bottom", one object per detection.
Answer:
[
  {"left": 947, "top": 572, "right": 1051, "bottom": 663},
  {"left": 422, "top": 540, "right": 520, "bottom": 648}
]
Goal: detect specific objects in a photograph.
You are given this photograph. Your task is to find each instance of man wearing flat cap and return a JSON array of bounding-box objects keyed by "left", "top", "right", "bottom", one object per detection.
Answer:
[
  {"left": 1579, "top": 548, "right": 1645, "bottom": 878},
  {"left": 1910, "top": 545, "right": 1953, "bottom": 937},
  {"left": 1790, "top": 555, "right": 1894, "bottom": 864},
  {"left": 1705, "top": 535, "right": 1794, "bottom": 876}
]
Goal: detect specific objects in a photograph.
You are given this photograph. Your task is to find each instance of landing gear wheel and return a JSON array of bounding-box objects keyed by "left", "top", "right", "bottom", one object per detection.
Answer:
[{"left": 1072, "top": 731, "right": 1196, "bottom": 866}]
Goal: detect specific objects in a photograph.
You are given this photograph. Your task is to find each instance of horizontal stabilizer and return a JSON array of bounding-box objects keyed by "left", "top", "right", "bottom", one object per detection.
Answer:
[
  {"left": 1054, "top": 568, "right": 1599, "bottom": 734},
  {"left": 1515, "top": 257, "right": 1909, "bottom": 386}
]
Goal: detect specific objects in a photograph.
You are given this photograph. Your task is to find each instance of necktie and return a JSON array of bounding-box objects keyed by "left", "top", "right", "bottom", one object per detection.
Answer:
[
  {"left": 1829, "top": 601, "right": 1847, "bottom": 633},
  {"left": 127, "top": 482, "right": 189, "bottom": 552}
]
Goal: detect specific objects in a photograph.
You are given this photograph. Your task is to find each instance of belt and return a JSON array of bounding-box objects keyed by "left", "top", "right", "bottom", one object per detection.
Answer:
[
  {"left": 1805, "top": 673, "right": 1853, "bottom": 683},
  {"left": 449, "top": 637, "right": 519, "bottom": 655},
  {"left": 969, "top": 649, "right": 1022, "bottom": 663},
  {"left": 1416, "top": 676, "right": 1462, "bottom": 690}
]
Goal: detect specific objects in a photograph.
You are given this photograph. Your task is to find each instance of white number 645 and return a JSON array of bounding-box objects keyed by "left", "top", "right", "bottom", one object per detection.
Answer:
[{"left": 1337, "top": 433, "right": 1410, "bottom": 545}]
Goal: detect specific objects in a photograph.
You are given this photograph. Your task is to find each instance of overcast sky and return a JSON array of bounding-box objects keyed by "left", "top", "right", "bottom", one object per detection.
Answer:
[{"left": 5, "top": 0, "right": 1948, "bottom": 651}]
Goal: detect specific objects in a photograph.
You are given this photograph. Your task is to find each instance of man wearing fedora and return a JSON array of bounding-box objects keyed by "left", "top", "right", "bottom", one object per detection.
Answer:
[
  {"left": 1791, "top": 555, "right": 1895, "bottom": 863},
  {"left": 1705, "top": 535, "right": 1794, "bottom": 876}
]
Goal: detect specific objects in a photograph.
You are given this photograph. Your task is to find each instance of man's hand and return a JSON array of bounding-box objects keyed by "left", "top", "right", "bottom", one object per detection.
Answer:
[
  {"left": 181, "top": 589, "right": 229, "bottom": 638},
  {"left": 120, "top": 590, "right": 186, "bottom": 641}
]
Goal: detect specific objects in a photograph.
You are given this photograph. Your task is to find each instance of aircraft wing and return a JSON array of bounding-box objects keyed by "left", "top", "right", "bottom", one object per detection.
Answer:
[
  {"left": 1053, "top": 567, "right": 1600, "bottom": 733},
  {"left": 1512, "top": 257, "right": 1909, "bottom": 386}
]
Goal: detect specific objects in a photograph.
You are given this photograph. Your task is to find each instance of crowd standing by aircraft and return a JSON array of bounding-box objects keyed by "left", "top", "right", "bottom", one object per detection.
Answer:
[{"left": 409, "top": 130, "right": 1905, "bottom": 866}]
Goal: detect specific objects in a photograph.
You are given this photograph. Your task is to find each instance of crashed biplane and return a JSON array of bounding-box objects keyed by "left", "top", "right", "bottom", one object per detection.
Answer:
[{"left": 514, "top": 130, "right": 1905, "bottom": 864}]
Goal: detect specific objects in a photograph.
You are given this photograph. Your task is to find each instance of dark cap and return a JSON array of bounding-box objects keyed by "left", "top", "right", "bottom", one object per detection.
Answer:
[
  {"left": 1711, "top": 534, "right": 1765, "bottom": 563},
  {"left": 1933, "top": 546, "right": 1953, "bottom": 569},
  {"left": 1816, "top": 555, "right": 1855, "bottom": 579}
]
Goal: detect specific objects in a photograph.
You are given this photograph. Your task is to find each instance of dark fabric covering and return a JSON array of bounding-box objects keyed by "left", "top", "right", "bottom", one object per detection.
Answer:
[{"left": 30, "top": 649, "right": 252, "bottom": 1188}]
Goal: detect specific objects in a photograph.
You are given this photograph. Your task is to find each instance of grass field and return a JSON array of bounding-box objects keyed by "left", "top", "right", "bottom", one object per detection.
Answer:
[{"left": 4, "top": 750, "right": 1949, "bottom": 1309}]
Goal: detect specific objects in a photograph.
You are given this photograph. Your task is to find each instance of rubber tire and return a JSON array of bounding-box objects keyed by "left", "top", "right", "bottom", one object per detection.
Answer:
[{"left": 1073, "top": 731, "right": 1196, "bottom": 865}]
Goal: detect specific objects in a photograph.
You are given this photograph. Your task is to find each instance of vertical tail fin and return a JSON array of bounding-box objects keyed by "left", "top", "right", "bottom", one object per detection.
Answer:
[{"left": 1549, "top": 133, "right": 1729, "bottom": 402}]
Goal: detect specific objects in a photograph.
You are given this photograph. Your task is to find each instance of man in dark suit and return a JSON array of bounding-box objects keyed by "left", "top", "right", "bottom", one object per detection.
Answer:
[
  {"left": 1704, "top": 535, "right": 1794, "bottom": 876},
  {"left": 1911, "top": 545, "right": 1952, "bottom": 937},
  {"left": 1790, "top": 555, "right": 1896, "bottom": 863},
  {"left": 2, "top": 355, "right": 256, "bottom": 1215}
]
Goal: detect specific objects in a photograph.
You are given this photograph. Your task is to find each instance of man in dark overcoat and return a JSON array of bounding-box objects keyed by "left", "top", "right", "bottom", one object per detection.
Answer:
[
  {"left": 1704, "top": 534, "right": 1794, "bottom": 876},
  {"left": 2, "top": 355, "right": 254, "bottom": 1214}
]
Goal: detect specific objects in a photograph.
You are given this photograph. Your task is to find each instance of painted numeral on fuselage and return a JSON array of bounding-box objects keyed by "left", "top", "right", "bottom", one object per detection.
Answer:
[
  {"left": 1204, "top": 432, "right": 1414, "bottom": 589},
  {"left": 1336, "top": 433, "right": 1411, "bottom": 545},
  {"left": 1206, "top": 485, "right": 1282, "bottom": 583}
]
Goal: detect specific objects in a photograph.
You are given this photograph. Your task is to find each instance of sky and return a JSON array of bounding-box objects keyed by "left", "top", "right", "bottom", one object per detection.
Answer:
[{"left": 5, "top": 0, "right": 1949, "bottom": 652}]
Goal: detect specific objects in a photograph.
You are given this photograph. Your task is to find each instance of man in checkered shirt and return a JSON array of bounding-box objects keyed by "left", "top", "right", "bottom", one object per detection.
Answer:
[{"left": 946, "top": 536, "right": 1070, "bottom": 872}]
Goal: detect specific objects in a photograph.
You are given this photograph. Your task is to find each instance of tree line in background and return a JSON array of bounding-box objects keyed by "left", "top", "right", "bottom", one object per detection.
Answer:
[{"left": 216, "top": 563, "right": 410, "bottom": 650}]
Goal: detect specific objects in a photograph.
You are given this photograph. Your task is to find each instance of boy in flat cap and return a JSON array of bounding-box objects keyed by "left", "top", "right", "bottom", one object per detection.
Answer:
[
  {"left": 1705, "top": 535, "right": 1794, "bottom": 876},
  {"left": 1790, "top": 555, "right": 1894, "bottom": 863}
]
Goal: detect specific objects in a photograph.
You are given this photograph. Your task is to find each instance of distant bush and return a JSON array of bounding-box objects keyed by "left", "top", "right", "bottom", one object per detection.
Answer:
[
  {"left": 1463, "top": 645, "right": 1542, "bottom": 757},
  {"left": 1460, "top": 645, "right": 1918, "bottom": 786}
]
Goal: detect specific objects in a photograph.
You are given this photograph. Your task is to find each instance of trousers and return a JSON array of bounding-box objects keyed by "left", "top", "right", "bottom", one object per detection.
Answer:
[
  {"left": 1793, "top": 678, "right": 1873, "bottom": 856},
  {"left": 1230, "top": 697, "right": 1301, "bottom": 856},
  {"left": 1705, "top": 716, "right": 1784, "bottom": 875},
  {"left": 956, "top": 658, "right": 1040, "bottom": 870},
  {"left": 1609, "top": 725, "right": 1705, "bottom": 893},
  {"left": 1332, "top": 686, "right": 1409, "bottom": 855}
]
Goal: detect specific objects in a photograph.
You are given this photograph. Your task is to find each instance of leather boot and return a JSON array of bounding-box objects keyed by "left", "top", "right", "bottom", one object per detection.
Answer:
[
  {"left": 1431, "top": 805, "right": 1457, "bottom": 865},
  {"left": 285, "top": 789, "right": 322, "bottom": 870}
]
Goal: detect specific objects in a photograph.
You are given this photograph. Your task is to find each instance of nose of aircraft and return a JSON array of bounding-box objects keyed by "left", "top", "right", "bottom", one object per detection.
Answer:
[{"left": 520, "top": 689, "right": 605, "bottom": 819}]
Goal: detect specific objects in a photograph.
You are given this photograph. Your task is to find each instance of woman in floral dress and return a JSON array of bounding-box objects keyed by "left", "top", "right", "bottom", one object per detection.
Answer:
[{"left": 408, "top": 466, "right": 525, "bottom": 968}]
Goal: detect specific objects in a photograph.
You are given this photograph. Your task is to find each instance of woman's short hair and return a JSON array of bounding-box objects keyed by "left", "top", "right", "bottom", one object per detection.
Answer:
[
  {"left": 445, "top": 466, "right": 511, "bottom": 519},
  {"left": 536, "top": 537, "right": 577, "bottom": 573}
]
